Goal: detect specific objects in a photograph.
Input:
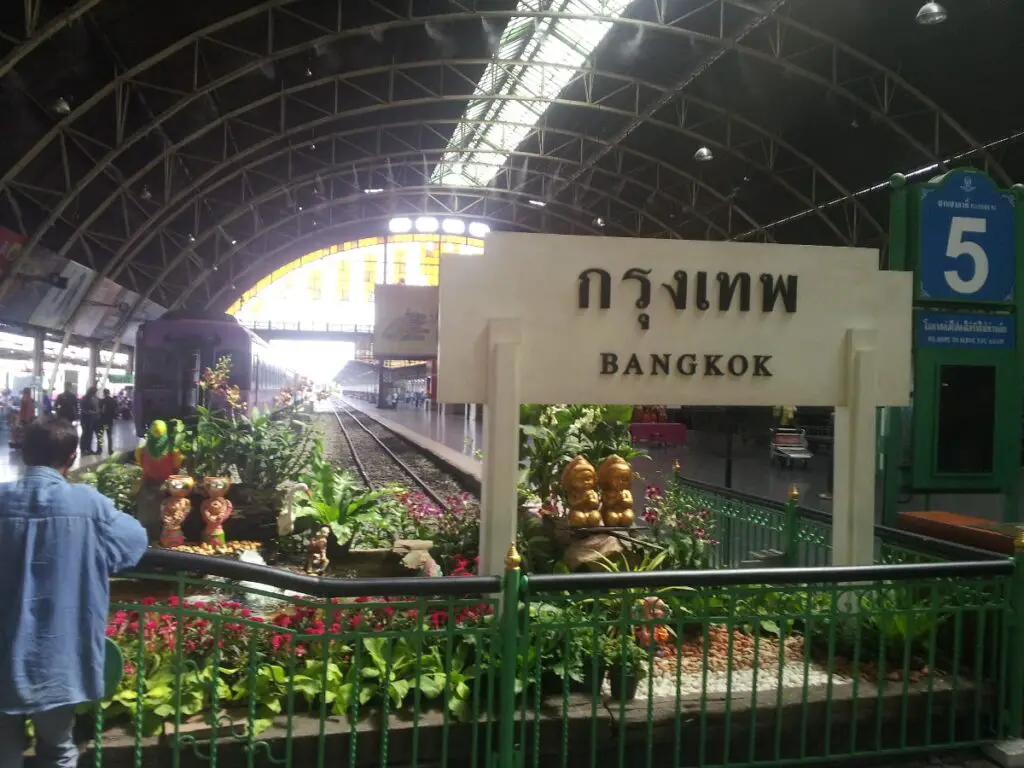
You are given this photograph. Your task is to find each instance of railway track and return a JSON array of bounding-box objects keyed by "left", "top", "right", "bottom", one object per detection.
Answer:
[{"left": 330, "top": 399, "right": 467, "bottom": 507}]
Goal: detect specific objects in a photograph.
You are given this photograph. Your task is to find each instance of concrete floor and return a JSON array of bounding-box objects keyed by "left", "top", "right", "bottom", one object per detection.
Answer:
[
  {"left": 0, "top": 418, "right": 139, "bottom": 482},
  {"left": 347, "top": 403, "right": 1015, "bottom": 525}
]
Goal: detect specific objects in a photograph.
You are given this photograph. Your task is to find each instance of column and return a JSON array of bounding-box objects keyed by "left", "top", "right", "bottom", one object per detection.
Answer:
[
  {"left": 124, "top": 345, "right": 135, "bottom": 378},
  {"left": 31, "top": 328, "right": 45, "bottom": 404},
  {"left": 87, "top": 341, "right": 100, "bottom": 388}
]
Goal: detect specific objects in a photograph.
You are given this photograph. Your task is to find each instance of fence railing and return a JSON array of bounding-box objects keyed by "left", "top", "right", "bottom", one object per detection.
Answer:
[
  {"left": 673, "top": 472, "right": 1008, "bottom": 569},
  {"left": 57, "top": 544, "right": 1024, "bottom": 768}
]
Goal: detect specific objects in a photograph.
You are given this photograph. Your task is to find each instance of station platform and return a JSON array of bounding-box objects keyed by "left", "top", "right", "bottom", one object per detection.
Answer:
[
  {"left": 0, "top": 418, "right": 140, "bottom": 483},
  {"left": 342, "top": 400, "right": 1015, "bottom": 525}
]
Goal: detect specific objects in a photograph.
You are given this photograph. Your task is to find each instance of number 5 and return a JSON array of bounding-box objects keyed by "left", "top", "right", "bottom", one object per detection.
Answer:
[{"left": 945, "top": 216, "right": 988, "bottom": 294}]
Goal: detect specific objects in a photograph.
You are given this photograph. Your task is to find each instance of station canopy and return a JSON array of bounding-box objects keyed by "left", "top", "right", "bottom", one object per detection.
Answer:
[{"left": 0, "top": 0, "right": 1021, "bottom": 345}]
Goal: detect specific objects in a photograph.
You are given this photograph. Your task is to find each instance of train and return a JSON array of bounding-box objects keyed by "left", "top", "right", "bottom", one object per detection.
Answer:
[{"left": 133, "top": 310, "right": 299, "bottom": 437}]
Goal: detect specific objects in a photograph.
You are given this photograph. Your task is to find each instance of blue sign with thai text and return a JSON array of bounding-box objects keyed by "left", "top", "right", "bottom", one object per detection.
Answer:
[
  {"left": 919, "top": 170, "right": 1015, "bottom": 304},
  {"left": 916, "top": 311, "right": 1015, "bottom": 351}
]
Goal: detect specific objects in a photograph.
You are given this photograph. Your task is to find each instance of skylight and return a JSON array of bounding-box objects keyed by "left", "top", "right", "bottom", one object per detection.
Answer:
[{"left": 433, "top": 0, "right": 634, "bottom": 187}]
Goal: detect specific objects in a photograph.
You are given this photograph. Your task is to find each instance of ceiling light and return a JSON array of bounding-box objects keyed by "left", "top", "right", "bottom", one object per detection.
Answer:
[
  {"left": 389, "top": 217, "right": 413, "bottom": 233},
  {"left": 442, "top": 218, "right": 465, "bottom": 234},
  {"left": 188, "top": 233, "right": 195, "bottom": 243},
  {"left": 467, "top": 221, "right": 490, "bottom": 238},
  {"left": 915, "top": 2, "right": 948, "bottom": 24},
  {"left": 528, "top": 199, "right": 546, "bottom": 207},
  {"left": 212, "top": 264, "right": 218, "bottom": 271},
  {"left": 363, "top": 188, "right": 384, "bottom": 195},
  {"left": 415, "top": 216, "right": 439, "bottom": 233},
  {"left": 309, "top": 143, "right": 316, "bottom": 150},
  {"left": 298, "top": 205, "right": 304, "bottom": 211},
  {"left": 305, "top": 67, "right": 313, "bottom": 77},
  {"left": 52, "top": 97, "right": 70, "bottom": 115},
  {"left": 593, "top": 216, "right": 606, "bottom": 228},
  {"left": 140, "top": 185, "right": 152, "bottom": 201},
  {"left": 694, "top": 146, "right": 714, "bottom": 162},
  {"left": 230, "top": 239, "right": 237, "bottom": 246}
]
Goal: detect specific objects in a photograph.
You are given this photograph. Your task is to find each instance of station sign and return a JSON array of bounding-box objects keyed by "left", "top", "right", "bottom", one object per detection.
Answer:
[
  {"left": 918, "top": 169, "right": 1015, "bottom": 305},
  {"left": 437, "top": 234, "right": 913, "bottom": 408}
]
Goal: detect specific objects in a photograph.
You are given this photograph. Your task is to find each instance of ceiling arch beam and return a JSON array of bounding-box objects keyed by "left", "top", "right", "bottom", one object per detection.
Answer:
[
  {"left": 122, "top": 170, "right": 682, "bottom": 317},
  {"left": 0, "top": 0, "right": 105, "bottom": 81},
  {"left": 194, "top": 206, "right": 602, "bottom": 314},
  {"left": 723, "top": 0, "right": 1011, "bottom": 185},
  {"left": 5, "top": 7, "right": 947, "bottom": 284},
  {"left": 30, "top": 58, "right": 876, "bottom": 293},
  {"left": 112, "top": 185, "right": 608, "bottom": 339}
]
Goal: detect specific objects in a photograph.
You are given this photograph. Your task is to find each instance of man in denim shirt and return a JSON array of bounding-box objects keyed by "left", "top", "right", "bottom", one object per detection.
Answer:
[{"left": 0, "top": 419, "right": 148, "bottom": 767}]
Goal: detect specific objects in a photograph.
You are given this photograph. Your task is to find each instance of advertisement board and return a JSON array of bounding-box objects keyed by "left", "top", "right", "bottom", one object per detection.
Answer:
[
  {"left": 29, "top": 259, "right": 93, "bottom": 329},
  {"left": 373, "top": 284, "right": 439, "bottom": 359}
]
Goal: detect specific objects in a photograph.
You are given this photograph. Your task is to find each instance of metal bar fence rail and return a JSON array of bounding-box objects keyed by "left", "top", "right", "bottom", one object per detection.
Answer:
[
  {"left": 63, "top": 544, "right": 1022, "bottom": 768},
  {"left": 671, "top": 471, "right": 1008, "bottom": 568}
]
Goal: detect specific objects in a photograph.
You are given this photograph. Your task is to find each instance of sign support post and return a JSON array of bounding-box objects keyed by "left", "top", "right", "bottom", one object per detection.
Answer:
[
  {"left": 479, "top": 319, "right": 522, "bottom": 577},
  {"left": 832, "top": 329, "right": 878, "bottom": 566}
]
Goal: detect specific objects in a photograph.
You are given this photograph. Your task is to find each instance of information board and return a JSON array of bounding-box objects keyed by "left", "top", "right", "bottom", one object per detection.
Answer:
[
  {"left": 918, "top": 169, "right": 1015, "bottom": 304},
  {"left": 915, "top": 311, "right": 1015, "bottom": 351}
]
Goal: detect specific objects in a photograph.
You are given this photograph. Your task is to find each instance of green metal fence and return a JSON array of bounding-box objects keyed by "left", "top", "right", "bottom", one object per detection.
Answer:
[
  {"left": 56, "top": 543, "right": 1023, "bottom": 768},
  {"left": 673, "top": 473, "right": 1005, "bottom": 568}
]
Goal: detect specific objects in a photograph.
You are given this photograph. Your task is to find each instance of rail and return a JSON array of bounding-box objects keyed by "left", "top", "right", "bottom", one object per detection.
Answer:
[
  {"left": 672, "top": 471, "right": 1009, "bottom": 568},
  {"left": 76, "top": 545, "right": 1022, "bottom": 768},
  {"left": 332, "top": 398, "right": 450, "bottom": 509}
]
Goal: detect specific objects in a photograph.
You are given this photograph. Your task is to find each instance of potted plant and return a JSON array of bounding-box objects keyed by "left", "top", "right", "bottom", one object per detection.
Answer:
[{"left": 602, "top": 633, "right": 647, "bottom": 701}]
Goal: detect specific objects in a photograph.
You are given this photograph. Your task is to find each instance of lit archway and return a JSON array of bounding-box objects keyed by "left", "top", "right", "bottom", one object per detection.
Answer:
[{"left": 227, "top": 231, "right": 486, "bottom": 321}]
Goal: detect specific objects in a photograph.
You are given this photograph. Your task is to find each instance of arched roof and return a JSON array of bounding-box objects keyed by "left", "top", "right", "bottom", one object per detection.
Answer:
[{"left": 0, "top": 0, "right": 1021, "bottom": 346}]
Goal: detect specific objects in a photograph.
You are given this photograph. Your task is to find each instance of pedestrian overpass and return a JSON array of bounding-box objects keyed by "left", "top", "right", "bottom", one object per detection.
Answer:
[{"left": 240, "top": 320, "right": 373, "bottom": 342}]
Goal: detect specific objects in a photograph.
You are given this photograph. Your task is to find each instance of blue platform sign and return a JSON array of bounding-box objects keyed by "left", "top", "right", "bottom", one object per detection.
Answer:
[
  {"left": 918, "top": 170, "right": 1015, "bottom": 304},
  {"left": 916, "top": 311, "right": 1015, "bottom": 351}
]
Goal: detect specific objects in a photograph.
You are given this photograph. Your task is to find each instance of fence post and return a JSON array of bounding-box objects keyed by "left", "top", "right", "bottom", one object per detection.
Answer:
[
  {"left": 784, "top": 486, "right": 799, "bottom": 567},
  {"left": 497, "top": 542, "right": 522, "bottom": 768},
  {"left": 1008, "top": 536, "right": 1024, "bottom": 738}
]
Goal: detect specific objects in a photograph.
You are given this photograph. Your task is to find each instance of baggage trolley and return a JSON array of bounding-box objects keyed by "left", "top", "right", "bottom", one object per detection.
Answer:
[{"left": 768, "top": 426, "right": 813, "bottom": 469}]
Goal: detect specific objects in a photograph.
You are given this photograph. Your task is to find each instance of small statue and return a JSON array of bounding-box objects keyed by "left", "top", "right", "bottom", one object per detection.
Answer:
[
  {"left": 277, "top": 482, "right": 309, "bottom": 537},
  {"left": 136, "top": 420, "right": 185, "bottom": 485},
  {"left": 200, "top": 476, "right": 234, "bottom": 547},
  {"left": 159, "top": 475, "right": 195, "bottom": 548},
  {"left": 597, "top": 455, "right": 635, "bottom": 528},
  {"left": 306, "top": 525, "right": 330, "bottom": 575},
  {"left": 561, "top": 455, "right": 602, "bottom": 528}
]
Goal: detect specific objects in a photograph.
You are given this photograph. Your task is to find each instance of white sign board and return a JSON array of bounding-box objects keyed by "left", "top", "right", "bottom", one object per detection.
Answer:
[
  {"left": 372, "top": 284, "right": 439, "bottom": 359},
  {"left": 438, "top": 234, "right": 912, "bottom": 408}
]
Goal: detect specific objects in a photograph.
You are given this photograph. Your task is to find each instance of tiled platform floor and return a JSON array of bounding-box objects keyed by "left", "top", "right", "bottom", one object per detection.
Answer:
[
  {"left": 346, "top": 402, "right": 1019, "bottom": 524},
  {"left": 0, "top": 418, "right": 140, "bottom": 483}
]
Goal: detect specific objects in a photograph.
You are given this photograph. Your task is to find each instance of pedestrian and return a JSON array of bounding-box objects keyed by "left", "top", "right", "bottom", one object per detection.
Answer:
[
  {"left": 54, "top": 384, "right": 78, "bottom": 423},
  {"left": 79, "top": 386, "right": 100, "bottom": 455},
  {"left": 9, "top": 388, "right": 35, "bottom": 449},
  {"left": 98, "top": 388, "right": 117, "bottom": 456},
  {"left": 0, "top": 419, "right": 148, "bottom": 767}
]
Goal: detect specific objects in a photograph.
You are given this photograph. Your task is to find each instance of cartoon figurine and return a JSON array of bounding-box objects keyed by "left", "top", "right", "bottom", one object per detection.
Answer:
[
  {"left": 306, "top": 525, "right": 330, "bottom": 575},
  {"left": 561, "top": 455, "right": 602, "bottom": 528},
  {"left": 597, "top": 455, "right": 635, "bottom": 528},
  {"left": 135, "top": 420, "right": 185, "bottom": 485},
  {"left": 159, "top": 475, "right": 195, "bottom": 548},
  {"left": 200, "top": 476, "right": 234, "bottom": 547}
]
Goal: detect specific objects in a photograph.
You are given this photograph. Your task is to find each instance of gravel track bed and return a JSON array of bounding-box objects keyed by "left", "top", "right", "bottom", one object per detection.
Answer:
[{"left": 313, "top": 410, "right": 473, "bottom": 502}]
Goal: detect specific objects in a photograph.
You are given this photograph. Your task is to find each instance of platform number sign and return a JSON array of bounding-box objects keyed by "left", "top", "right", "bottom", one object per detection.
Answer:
[{"left": 918, "top": 170, "right": 1015, "bottom": 304}]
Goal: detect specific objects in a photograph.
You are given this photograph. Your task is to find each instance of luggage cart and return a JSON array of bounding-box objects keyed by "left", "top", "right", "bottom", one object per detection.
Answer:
[{"left": 769, "top": 427, "right": 813, "bottom": 468}]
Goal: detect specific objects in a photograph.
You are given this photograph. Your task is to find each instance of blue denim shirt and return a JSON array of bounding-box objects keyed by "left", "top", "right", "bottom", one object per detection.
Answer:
[{"left": 0, "top": 467, "right": 148, "bottom": 714}]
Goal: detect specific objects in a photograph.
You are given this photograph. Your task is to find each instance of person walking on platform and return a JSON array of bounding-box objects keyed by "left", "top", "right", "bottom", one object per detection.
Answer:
[
  {"left": 98, "top": 389, "right": 117, "bottom": 456},
  {"left": 10, "top": 388, "right": 35, "bottom": 449},
  {"left": 79, "top": 386, "right": 100, "bottom": 455},
  {"left": 54, "top": 384, "right": 78, "bottom": 423},
  {"left": 0, "top": 419, "right": 148, "bottom": 768}
]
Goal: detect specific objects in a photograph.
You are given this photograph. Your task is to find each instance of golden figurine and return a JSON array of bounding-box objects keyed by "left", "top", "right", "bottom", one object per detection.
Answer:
[
  {"left": 159, "top": 475, "right": 195, "bottom": 549},
  {"left": 200, "top": 476, "right": 234, "bottom": 547},
  {"left": 306, "top": 525, "right": 330, "bottom": 575},
  {"left": 561, "top": 455, "right": 602, "bottom": 528},
  {"left": 597, "top": 455, "right": 635, "bottom": 528}
]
